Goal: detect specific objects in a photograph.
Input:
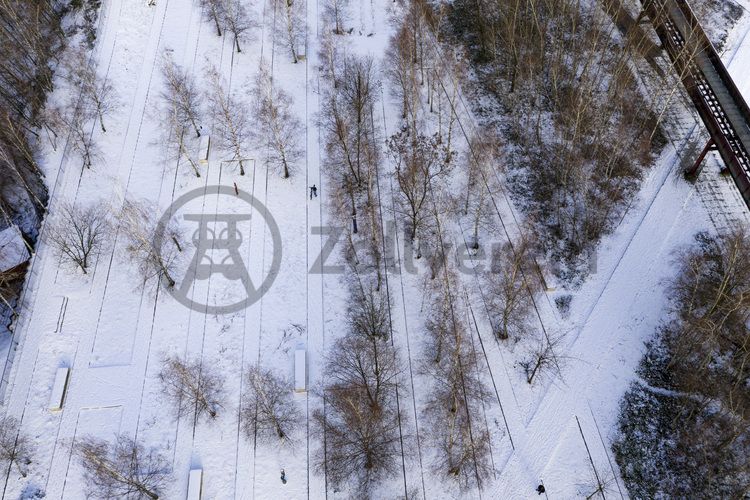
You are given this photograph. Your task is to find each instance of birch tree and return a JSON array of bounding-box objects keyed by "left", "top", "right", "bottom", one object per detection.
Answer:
[
  {"left": 242, "top": 365, "right": 303, "bottom": 443},
  {"left": 63, "top": 46, "right": 120, "bottom": 133},
  {"left": 220, "top": 0, "right": 256, "bottom": 53},
  {"left": 158, "top": 355, "right": 226, "bottom": 424},
  {"left": 322, "top": 0, "right": 349, "bottom": 35},
  {"left": 199, "top": 0, "right": 225, "bottom": 36},
  {"left": 159, "top": 55, "right": 203, "bottom": 176},
  {"left": 483, "top": 236, "right": 541, "bottom": 341},
  {"left": 159, "top": 55, "right": 203, "bottom": 138},
  {"left": 206, "top": 65, "right": 251, "bottom": 175},
  {"left": 273, "top": 0, "right": 305, "bottom": 63},
  {"left": 76, "top": 434, "right": 171, "bottom": 500},
  {"left": 67, "top": 107, "right": 101, "bottom": 170},
  {"left": 117, "top": 199, "right": 183, "bottom": 289},
  {"left": 388, "top": 127, "right": 452, "bottom": 251},
  {"left": 251, "top": 64, "right": 303, "bottom": 178}
]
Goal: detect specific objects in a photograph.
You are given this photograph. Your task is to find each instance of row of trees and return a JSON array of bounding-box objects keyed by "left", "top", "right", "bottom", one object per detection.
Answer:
[
  {"left": 317, "top": 29, "right": 408, "bottom": 494},
  {"left": 48, "top": 354, "right": 302, "bottom": 498},
  {"left": 198, "top": 0, "right": 303, "bottom": 60},
  {"left": 445, "top": 0, "right": 668, "bottom": 279},
  {"left": 421, "top": 269, "right": 493, "bottom": 491},
  {"left": 45, "top": 56, "right": 307, "bottom": 282},
  {"left": 159, "top": 56, "right": 303, "bottom": 179},
  {"left": 157, "top": 354, "right": 303, "bottom": 443},
  {"left": 319, "top": 53, "right": 389, "bottom": 290},
  {"left": 0, "top": 350, "right": 305, "bottom": 497},
  {"left": 380, "top": 2, "right": 501, "bottom": 491},
  {"left": 42, "top": 50, "right": 304, "bottom": 181},
  {"left": 614, "top": 228, "right": 750, "bottom": 498},
  {"left": 43, "top": 45, "right": 119, "bottom": 171},
  {"left": 316, "top": 276, "right": 404, "bottom": 495},
  {"left": 45, "top": 198, "right": 182, "bottom": 288}
]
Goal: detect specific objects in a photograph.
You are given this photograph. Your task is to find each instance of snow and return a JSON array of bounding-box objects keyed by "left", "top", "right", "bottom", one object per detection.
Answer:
[
  {"left": 0, "top": 0, "right": 748, "bottom": 498},
  {"left": 0, "top": 225, "right": 29, "bottom": 273},
  {"left": 294, "top": 349, "right": 306, "bottom": 392},
  {"left": 47, "top": 367, "right": 70, "bottom": 412}
]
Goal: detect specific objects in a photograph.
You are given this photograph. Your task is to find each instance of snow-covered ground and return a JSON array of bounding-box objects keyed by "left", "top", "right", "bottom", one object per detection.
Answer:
[{"left": 1, "top": 0, "right": 749, "bottom": 498}]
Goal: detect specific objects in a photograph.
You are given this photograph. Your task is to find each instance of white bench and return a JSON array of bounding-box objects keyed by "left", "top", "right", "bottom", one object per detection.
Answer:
[
  {"left": 187, "top": 468, "right": 203, "bottom": 500},
  {"left": 49, "top": 367, "right": 70, "bottom": 412},
  {"left": 294, "top": 349, "right": 306, "bottom": 393}
]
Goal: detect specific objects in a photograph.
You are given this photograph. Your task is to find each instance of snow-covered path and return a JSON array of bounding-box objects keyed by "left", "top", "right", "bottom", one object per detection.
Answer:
[
  {"left": 0, "top": 0, "right": 328, "bottom": 497},
  {"left": 2, "top": 0, "right": 750, "bottom": 498}
]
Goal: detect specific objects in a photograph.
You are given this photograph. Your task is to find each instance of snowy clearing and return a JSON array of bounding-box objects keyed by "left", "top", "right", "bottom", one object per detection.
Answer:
[{"left": 1, "top": 0, "right": 749, "bottom": 498}]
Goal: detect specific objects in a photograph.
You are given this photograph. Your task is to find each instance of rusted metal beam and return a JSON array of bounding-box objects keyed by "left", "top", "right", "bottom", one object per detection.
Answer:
[{"left": 684, "top": 138, "right": 716, "bottom": 180}]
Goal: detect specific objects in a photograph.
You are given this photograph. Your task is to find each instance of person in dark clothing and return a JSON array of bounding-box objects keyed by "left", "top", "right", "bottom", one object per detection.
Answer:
[
  {"left": 310, "top": 185, "right": 318, "bottom": 199},
  {"left": 281, "top": 469, "right": 287, "bottom": 484},
  {"left": 536, "top": 484, "right": 545, "bottom": 495}
]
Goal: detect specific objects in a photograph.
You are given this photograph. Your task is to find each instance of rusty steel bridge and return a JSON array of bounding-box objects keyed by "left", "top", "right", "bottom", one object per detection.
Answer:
[{"left": 642, "top": 0, "right": 750, "bottom": 209}]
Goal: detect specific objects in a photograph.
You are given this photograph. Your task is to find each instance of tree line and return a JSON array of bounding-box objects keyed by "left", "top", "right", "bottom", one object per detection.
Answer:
[
  {"left": 443, "top": 0, "right": 671, "bottom": 281},
  {"left": 614, "top": 228, "right": 750, "bottom": 498}
]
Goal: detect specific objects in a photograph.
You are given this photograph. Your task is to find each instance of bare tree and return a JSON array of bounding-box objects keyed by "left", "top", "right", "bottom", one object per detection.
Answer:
[
  {"left": 322, "top": 56, "right": 378, "bottom": 188},
  {"left": 421, "top": 322, "right": 494, "bottom": 491},
  {"left": 483, "top": 235, "right": 541, "bottom": 341},
  {"left": 220, "top": 0, "right": 256, "bottom": 53},
  {"left": 322, "top": 0, "right": 349, "bottom": 35},
  {"left": 273, "top": 0, "right": 305, "bottom": 63},
  {"left": 69, "top": 109, "right": 101, "bottom": 169},
  {"left": 206, "top": 65, "right": 251, "bottom": 175},
  {"left": 158, "top": 355, "right": 226, "bottom": 424},
  {"left": 419, "top": 265, "right": 494, "bottom": 491},
  {"left": 46, "top": 200, "right": 110, "bottom": 274},
  {"left": 44, "top": 104, "right": 101, "bottom": 169},
  {"left": 251, "top": 64, "right": 303, "bottom": 178},
  {"left": 199, "top": 0, "right": 226, "bottom": 36},
  {"left": 520, "top": 332, "right": 565, "bottom": 385},
  {"left": 315, "top": 330, "right": 404, "bottom": 494},
  {"left": 315, "top": 388, "right": 403, "bottom": 495},
  {"left": 326, "top": 334, "right": 400, "bottom": 409},
  {"left": 117, "top": 199, "right": 183, "bottom": 288},
  {"left": 317, "top": 29, "right": 345, "bottom": 84},
  {"left": 242, "top": 365, "right": 303, "bottom": 443},
  {"left": 388, "top": 127, "right": 452, "bottom": 252},
  {"left": 423, "top": 373, "right": 492, "bottom": 492},
  {"left": 159, "top": 55, "right": 203, "bottom": 138},
  {"left": 0, "top": 414, "right": 33, "bottom": 480},
  {"left": 159, "top": 55, "right": 203, "bottom": 177},
  {"left": 75, "top": 434, "right": 171, "bottom": 500},
  {"left": 348, "top": 279, "right": 390, "bottom": 340},
  {"left": 63, "top": 46, "right": 120, "bottom": 133},
  {"left": 162, "top": 121, "right": 202, "bottom": 178},
  {"left": 460, "top": 131, "right": 502, "bottom": 226},
  {"left": 385, "top": 13, "right": 421, "bottom": 124}
]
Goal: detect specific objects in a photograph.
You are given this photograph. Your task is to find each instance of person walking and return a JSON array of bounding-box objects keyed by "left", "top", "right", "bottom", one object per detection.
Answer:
[
  {"left": 280, "top": 469, "right": 287, "bottom": 484},
  {"left": 310, "top": 184, "right": 318, "bottom": 199}
]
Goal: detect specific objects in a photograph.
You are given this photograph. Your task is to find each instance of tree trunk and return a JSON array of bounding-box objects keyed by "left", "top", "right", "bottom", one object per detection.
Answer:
[{"left": 213, "top": 11, "right": 222, "bottom": 36}]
